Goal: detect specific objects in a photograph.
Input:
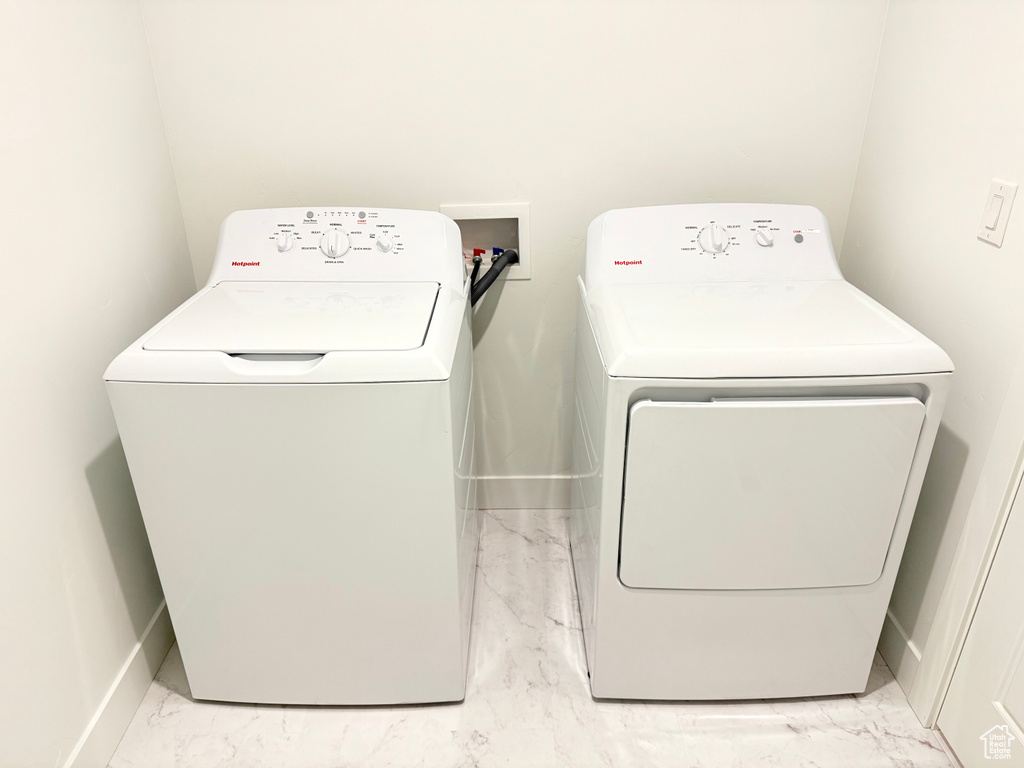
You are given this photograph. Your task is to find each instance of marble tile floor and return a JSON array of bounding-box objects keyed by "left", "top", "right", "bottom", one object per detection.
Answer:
[{"left": 110, "top": 509, "right": 952, "bottom": 767}]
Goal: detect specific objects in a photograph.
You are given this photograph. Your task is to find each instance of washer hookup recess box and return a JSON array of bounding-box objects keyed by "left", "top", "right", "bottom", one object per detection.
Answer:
[{"left": 440, "top": 203, "right": 531, "bottom": 280}]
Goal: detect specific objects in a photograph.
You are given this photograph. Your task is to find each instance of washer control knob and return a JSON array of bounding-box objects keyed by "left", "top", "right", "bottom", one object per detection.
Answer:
[
  {"left": 698, "top": 223, "right": 729, "bottom": 253},
  {"left": 320, "top": 229, "right": 350, "bottom": 258},
  {"left": 754, "top": 228, "right": 774, "bottom": 247},
  {"left": 276, "top": 231, "right": 295, "bottom": 252},
  {"left": 375, "top": 233, "right": 393, "bottom": 253}
]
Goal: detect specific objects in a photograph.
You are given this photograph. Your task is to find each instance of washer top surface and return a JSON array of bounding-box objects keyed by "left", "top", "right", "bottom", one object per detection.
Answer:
[
  {"left": 105, "top": 207, "right": 470, "bottom": 385},
  {"left": 585, "top": 280, "right": 952, "bottom": 379},
  {"left": 145, "top": 281, "right": 439, "bottom": 354}
]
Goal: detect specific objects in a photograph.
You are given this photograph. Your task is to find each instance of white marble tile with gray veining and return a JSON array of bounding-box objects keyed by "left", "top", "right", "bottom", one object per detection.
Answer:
[{"left": 109, "top": 509, "right": 951, "bottom": 768}]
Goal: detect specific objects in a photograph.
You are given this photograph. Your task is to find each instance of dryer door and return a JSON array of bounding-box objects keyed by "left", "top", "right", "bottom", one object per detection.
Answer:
[{"left": 618, "top": 397, "right": 925, "bottom": 591}]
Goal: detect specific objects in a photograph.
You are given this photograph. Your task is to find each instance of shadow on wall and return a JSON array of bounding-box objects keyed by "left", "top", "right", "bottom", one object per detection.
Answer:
[
  {"left": 85, "top": 438, "right": 164, "bottom": 639},
  {"left": 893, "top": 422, "right": 971, "bottom": 634}
]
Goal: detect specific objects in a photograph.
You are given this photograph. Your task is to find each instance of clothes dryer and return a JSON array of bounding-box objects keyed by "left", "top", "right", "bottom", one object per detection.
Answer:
[
  {"left": 106, "top": 207, "right": 478, "bottom": 705},
  {"left": 570, "top": 203, "right": 952, "bottom": 699}
]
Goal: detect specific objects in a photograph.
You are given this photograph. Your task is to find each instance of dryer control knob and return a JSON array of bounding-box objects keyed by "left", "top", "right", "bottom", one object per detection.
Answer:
[
  {"left": 754, "top": 228, "right": 774, "bottom": 247},
  {"left": 320, "top": 228, "right": 350, "bottom": 258},
  {"left": 375, "top": 233, "right": 393, "bottom": 253},
  {"left": 698, "top": 223, "right": 729, "bottom": 253},
  {"left": 276, "top": 231, "right": 295, "bottom": 252}
]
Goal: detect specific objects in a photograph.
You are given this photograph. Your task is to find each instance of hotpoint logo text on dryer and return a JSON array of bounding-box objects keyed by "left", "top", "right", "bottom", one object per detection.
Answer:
[
  {"left": 232, "top": 261, "right": 260, "bottom": 267},
  {"left": 614, "top": 260, "right": 643, "bottom": 266}
]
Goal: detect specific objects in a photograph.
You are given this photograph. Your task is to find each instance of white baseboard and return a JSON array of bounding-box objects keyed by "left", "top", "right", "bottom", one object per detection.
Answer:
[
  {"left": 62, "top": 601, "right": 175, "bottom": 768},
  {"left": 477, "top": 475, "right": 571, "bottom": 509},
  {"left": 934, "top": 724, "right": 966, "bottom": 768},
  {"left": 878, "top": 609, "right": 923, "bottom": 696}
]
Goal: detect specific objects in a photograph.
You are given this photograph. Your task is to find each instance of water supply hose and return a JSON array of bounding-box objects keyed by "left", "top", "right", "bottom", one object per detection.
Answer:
[{"left": 471, "top": 249, "right": 519, "bottom": 306}]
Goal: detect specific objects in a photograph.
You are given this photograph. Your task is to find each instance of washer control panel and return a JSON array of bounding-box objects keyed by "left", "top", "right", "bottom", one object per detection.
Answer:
[
  {"left": 263, "top": 209, "right": 410, "bottom": 261},
  {"left": 585, "top": 203, "right": 843, "bottom": 287},
  {"left": 205, "top": 207, "right": 464, "bottom": 289}
]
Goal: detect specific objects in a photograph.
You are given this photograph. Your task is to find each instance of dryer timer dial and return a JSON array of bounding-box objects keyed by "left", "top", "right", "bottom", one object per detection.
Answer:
[{"left": 698, "top": 223, "right": 729, "bottom": 254}]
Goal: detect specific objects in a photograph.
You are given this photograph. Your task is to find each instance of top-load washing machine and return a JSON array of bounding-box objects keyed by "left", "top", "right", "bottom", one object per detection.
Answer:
[
  {"left": 105, "top": 207, "right": 478, "bottom": 705},
  {"left": 570, "top": 203, "right": 953, "bottom": 700}
]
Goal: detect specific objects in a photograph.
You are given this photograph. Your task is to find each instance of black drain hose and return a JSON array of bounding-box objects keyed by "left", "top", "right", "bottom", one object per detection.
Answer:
[
  {"left": 469, "top": 254, "right": 483, "bottom": 288},
  {"left": 471, "top": 249, "right": 520, "bottom": 307}
]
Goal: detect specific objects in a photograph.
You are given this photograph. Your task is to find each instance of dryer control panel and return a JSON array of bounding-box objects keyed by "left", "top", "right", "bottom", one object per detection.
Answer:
[
  {"left": 584, "top": 203, "right": 843, "bottom": 288},
  {"left": 205, "top": 207, "right": 465, "bottom": 290}
]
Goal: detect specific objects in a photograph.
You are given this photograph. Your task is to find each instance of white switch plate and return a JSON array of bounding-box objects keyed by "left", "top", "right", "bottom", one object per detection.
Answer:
[
  {"left": 440, "top": 203, "right": 531, "bottom": 280},
  {"left": 978, "top": 179, "right": 1017, "bottom": 247}
]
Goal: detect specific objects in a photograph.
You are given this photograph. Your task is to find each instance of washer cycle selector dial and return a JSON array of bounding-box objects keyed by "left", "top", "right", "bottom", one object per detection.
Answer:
[
  {"left": 276, "top": 231, "right": 295, "bottom": 252},
  {"left": 754, "top": 228, "right": 774, "bottom": 247},
  {"left": 375, "top": 233, "right": 393, "bottom": 253},
  {"left": 320, "top": 228, "right": 350, "bottom": 258},
  {"left": 698, "top": 223, "right": 729, "bottom": 253}
]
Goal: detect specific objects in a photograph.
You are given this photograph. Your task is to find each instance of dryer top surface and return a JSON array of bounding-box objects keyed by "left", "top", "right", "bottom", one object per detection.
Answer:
[{"left": 584, "top": 279, "right": 953, "bottom": 379}]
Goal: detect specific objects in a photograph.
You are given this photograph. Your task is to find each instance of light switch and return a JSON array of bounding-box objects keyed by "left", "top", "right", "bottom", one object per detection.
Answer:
[
  {"left": 984, "top": 195, "right": 1004, "bottom": 230},
  {"left": 978, "top": 179, "right": 1018, "bottom": 247}
]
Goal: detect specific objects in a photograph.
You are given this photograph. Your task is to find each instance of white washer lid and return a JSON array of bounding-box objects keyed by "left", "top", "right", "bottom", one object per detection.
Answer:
[
  {"left": 585, "top": 280, "right": 954, "bottom": 378},
  {"left": 144, "top": 281, "right": 439, "bottom": 353}
]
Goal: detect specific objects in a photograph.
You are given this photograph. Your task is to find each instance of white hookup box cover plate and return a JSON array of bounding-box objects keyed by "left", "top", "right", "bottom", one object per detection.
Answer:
[{"left": 978, "top": 179, "right": 1018, "bottom": 247}]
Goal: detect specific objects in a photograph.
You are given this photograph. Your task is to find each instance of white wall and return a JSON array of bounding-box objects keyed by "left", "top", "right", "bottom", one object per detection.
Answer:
[
  {"left": 840, "top": 0, "right": 1024, "bottom": 718},
  {"left": 0, "top": 2, "right": 195, "bottom": 766},
  {"left": 139, "top": 0, "right": 888, "bottom": 504}
]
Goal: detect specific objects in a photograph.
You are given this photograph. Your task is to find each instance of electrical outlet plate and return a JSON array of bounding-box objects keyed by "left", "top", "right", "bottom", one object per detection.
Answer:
[{"left": 440, "top": 203, "right": 531, "bottom": 280}]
